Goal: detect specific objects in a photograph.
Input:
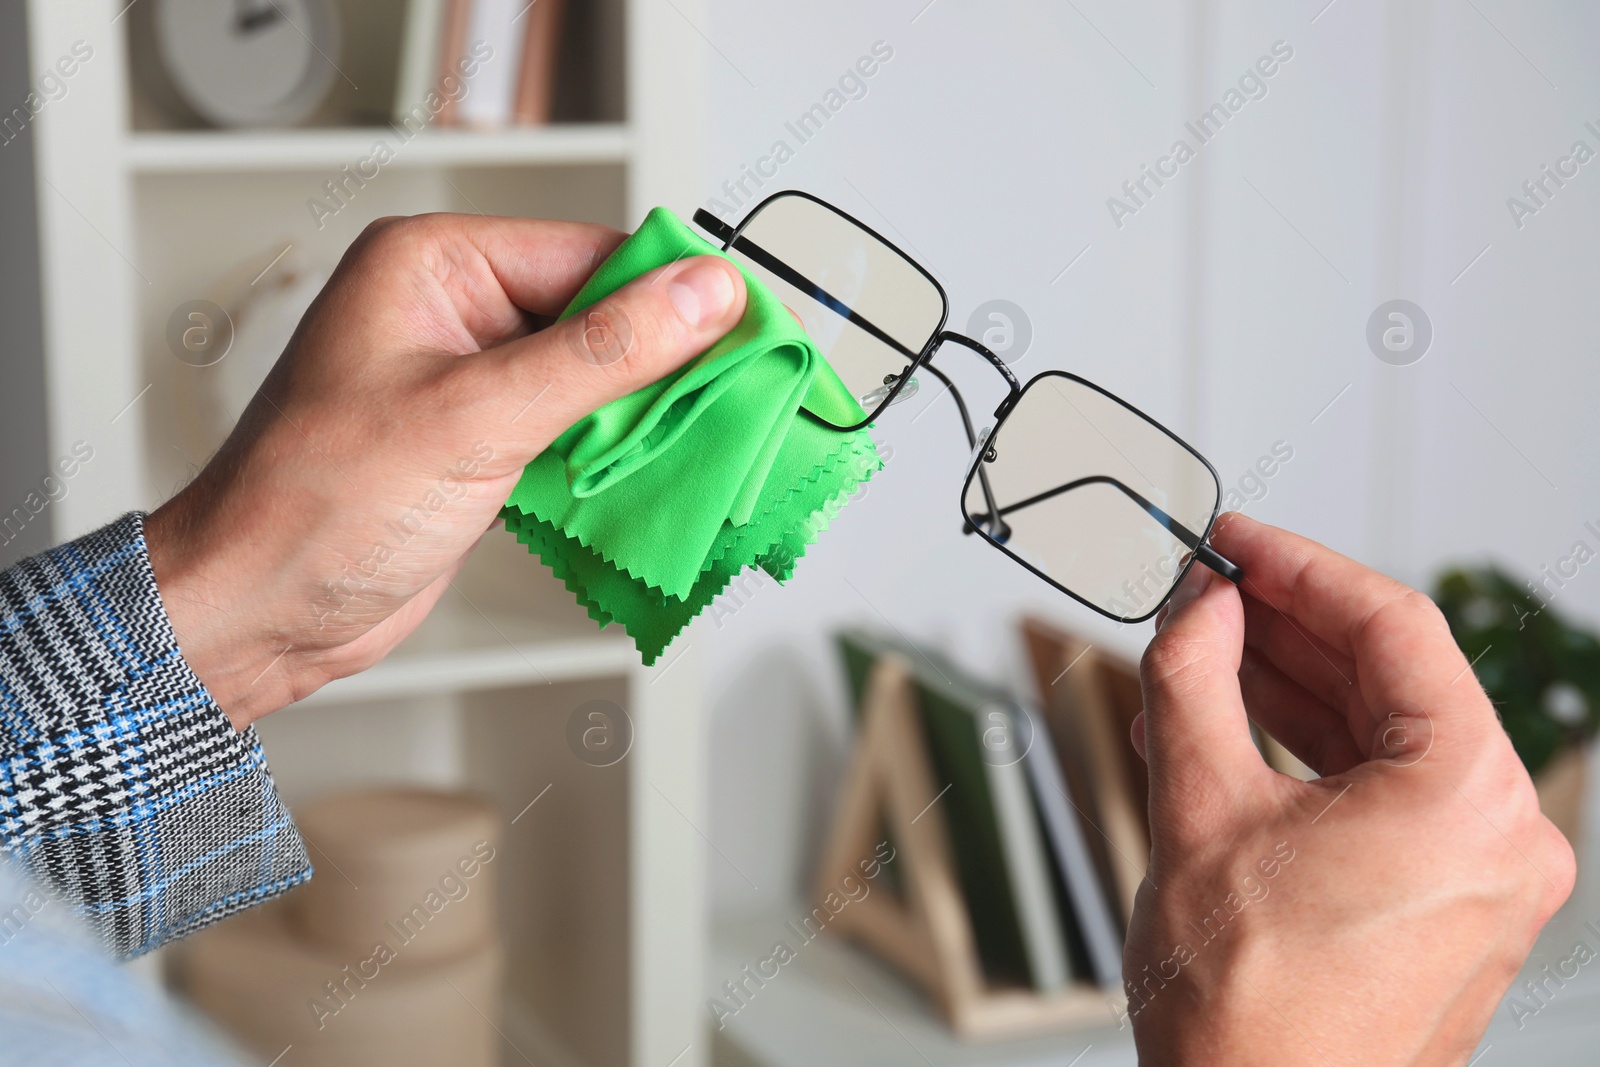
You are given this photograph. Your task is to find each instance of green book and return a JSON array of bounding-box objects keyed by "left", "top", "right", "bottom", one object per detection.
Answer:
[{"left": 836, "top": 629, "right": 1072, "bottom": 990}]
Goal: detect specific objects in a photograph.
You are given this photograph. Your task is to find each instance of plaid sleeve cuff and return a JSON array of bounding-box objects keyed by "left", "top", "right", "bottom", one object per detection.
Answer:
[{"left": 0, "top": 512, "right": 310, "bottom": 958}]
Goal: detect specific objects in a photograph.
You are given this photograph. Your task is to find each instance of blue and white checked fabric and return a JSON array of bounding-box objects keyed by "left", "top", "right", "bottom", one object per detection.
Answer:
[{"left": 0, "top": 513, "right": 310, "bottom": 958}]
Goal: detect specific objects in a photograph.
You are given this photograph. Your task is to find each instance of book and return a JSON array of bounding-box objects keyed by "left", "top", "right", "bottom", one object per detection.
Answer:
[
  {"left": 983, "top": 705, "right": 1072, "bottom": 991},
  {"left": 317, "top": 0, "right": 406, "bottom": 124},
  {"left": 511, "top": 0, "right": 565, "bottom": 124},
  {"left": 433, "top": 0, "right": 473, "bottom": 126},
  {"left": 1019, "top": 703, "right": 1126, "bottom": 988},
  {"left": 455, "top": 0, "right": 527, "bottom": 128},
  {"left": 1253, "top": 724, "right": 1319, "bottom": 780},
  {"left": 394, "top": 0, "right": 449, "bottom": 123},
  {"left": 838, "top": 629, "right": 1072, "bottom": 991},
  {"left": 1020, "top": 616, "right": 1150, "bottom": 931}
]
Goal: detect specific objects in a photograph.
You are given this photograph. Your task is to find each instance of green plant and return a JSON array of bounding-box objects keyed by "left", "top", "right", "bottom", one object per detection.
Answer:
[{"left": 1433, "top": 566, "right": 1600, "bottom": 777}]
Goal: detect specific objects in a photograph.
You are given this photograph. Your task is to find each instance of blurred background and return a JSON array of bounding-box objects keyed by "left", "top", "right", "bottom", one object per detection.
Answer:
[{"left": 4, "top": 0, "right": 1600, "bottom": 1064}]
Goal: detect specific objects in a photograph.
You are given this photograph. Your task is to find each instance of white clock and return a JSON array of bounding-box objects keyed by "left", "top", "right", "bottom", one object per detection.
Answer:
[{"left": 134, "top": 0, "right": 342, "bottom": 128}]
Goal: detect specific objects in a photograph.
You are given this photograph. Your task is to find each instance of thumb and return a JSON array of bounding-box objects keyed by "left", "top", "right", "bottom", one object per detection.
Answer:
[
  {"left": 470, "top": 254, "right": 747, "bottom": 457},
  {"left": 1138, "top": 565, "right": 1265, "bottom": 831}
]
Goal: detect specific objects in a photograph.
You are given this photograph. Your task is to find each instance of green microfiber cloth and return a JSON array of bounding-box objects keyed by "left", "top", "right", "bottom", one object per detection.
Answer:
[{"left": 500, "top": 207, "right": 882, "bottom": 664}]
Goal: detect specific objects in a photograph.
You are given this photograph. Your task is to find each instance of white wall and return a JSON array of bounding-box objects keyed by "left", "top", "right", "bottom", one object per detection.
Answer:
[
  {"left": 696, "top": 0, "right": 1193, "bottom": 916},
  {"left": 694, "top": 0, "right": 1600, "bottom": 916},
  {"left": 1405, "top": 0, "right": 1600, "bottom": 591}
]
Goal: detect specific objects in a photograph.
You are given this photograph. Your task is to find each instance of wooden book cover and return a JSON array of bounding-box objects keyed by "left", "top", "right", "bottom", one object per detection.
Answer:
[
  {"left": 1020, "top": 616, "right": 1150, "bottom": 930},
  {"left": 512, "top": 0, "right": 566, "bottom": 124},
  {"left": 839, "top": 630, "right": 1033, "bottom": 986},
  {"left": 433, "top": 0, "right": 474, "bottom": 126},
  {"left": 1019, "top": 703, "right": 1126, "bottom": 987},
  {"left": 1254, "top": 724, "right": 1318, "bottom": 780},
  {"left": 395, "top": 0, "right": 449, "bottom": 122},
  {"left": 818, "top": 647, "right": 1124, "bottom": 1039},
  {"left": 455, "top": 0, "right": 526, "bottom": 129}
]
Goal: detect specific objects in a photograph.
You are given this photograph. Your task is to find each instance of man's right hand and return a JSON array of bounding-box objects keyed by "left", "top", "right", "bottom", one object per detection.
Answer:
[
  {"left": 146, "top": 214, "right": 746, "bottom": 729},
  {"left": 1124, "top": 513, "right": 1575, "bottom": 1066}
]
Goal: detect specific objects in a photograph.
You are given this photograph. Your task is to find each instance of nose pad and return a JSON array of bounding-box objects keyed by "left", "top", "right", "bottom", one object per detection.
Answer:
[
  {"left": 859, "top": 373, "right": 920, "bottom": 410},
  {"left": 783, "top": 303, "right": 805, "bottom": 328}
]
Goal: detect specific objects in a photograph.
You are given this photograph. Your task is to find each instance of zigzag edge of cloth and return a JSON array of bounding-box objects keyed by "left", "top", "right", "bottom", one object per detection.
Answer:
[
  {"left": 503, "top": 417, "right": 880, "bottom": 665},
  {"left": 498, "top": 206, "right": 882, "bottom": 665}
]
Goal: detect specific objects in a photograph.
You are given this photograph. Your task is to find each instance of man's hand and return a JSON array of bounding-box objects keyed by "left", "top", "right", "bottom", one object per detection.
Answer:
[
  {"left": 1125, "top": 513, "right": 1575, "bottom": 1066},
  {"left": 146, "top": 213, "right": 746, "bottom": 728}
]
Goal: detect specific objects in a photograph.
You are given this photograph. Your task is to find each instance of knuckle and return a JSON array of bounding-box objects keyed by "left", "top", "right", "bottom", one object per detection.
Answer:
[
  {"left": 566, "top": 286, "right": 686, "bottom": 376},
  {"left": 566, "top": 301, "right": 641, "bottom": 370},
  {"left": 1398, "top": 587, "right": 1448, "bottom": 628},
  {"left": 354, "top": 214, "right": 410, "bottom": 252},
  {"left": 1140, "top": 630, "right": 1208, "bottom": 695},
  {"left": 1463, "top": 749, "right": 1578, "bottom": 918},
  {"left": 355, "top": 213, "right": 448, "bottom": 262},
  {"left": 1540, "top": 825, "right": 1579, "bottom": 910},
  {"left": 359, "top": 214, "right": 405, "bottom": 238},
  {"left": 1355, "top": 587, "right": 1452, "bottom": 656},
  {"left": 1538, "top": 816, "right": 1577, "bottom": 879}
]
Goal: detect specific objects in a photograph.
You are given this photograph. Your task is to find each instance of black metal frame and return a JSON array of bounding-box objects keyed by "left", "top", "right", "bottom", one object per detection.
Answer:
[
  {"left": 694, "top": 190, "right": 964, "bottom": 433},
  {"left": 959, "top": 371, "right": 1238, "bottom": 623},
  {"left": 693, "top": 190, "right": 1242, "bottom": 623}
]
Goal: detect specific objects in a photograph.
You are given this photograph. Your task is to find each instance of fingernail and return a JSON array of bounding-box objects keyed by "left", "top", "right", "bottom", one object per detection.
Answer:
[
  {"left": 667, "top": 258, "right": 739, "bottom": 329},
  {"left": 1159, "top": 566, "right": 1212, "bottom": 629}
]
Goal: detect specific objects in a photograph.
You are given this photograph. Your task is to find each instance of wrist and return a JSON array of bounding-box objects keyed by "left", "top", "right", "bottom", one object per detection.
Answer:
[
  {"left": 1126, "top": 932, "right": 1315, "bottom": 1067},
  {"left": 145, "top": 492, "right": 303, "bottom": 729}
]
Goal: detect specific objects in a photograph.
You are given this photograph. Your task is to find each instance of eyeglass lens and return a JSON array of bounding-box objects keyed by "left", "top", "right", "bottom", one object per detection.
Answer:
[
  {"left": 723, "top": 195, "right": 943, "bottom": 421},
  {"left": 963, "top": 375, "right": 1220, "bottom": 621}
]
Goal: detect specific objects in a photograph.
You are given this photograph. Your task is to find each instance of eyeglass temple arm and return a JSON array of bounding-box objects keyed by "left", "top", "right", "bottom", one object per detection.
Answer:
[
  {"left": 971, "top": 472, "right": 1242, "bottom": 584},
  {"left": 693, "top": 208, "right": 737, "bottom": 244},
  {"left": 1194, "top": 542, "right": 1244, "bottom": 583}
]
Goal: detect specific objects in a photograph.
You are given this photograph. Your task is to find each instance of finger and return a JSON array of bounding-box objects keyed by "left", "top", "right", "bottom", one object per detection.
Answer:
[
  {"left": 1139, "top": 563, "right": 1268, "bottom": 829},
  {"left": 1210, "top": 512, "right": 1413, "bottom": 660},
  {"left": 1211, "top": 513, "right": 1486, "bottom": 739},
  {"left": 1238, "top": 645, "right": 1366, "bottom": 776},
  {"left": 1240, "top": 593, "right": 1364, "bottom": 719},
  {"left": 349, "top": 213, "right": 629, "bottom": 350},
  {"left": 430, "top": 213, "right": 627, "bottom": 317},
  {"left": 466, "top": 255, "right": 747, "bottom": 461},
  {"left": 461, "top": 215, "right": 628, "bottom": 318}
]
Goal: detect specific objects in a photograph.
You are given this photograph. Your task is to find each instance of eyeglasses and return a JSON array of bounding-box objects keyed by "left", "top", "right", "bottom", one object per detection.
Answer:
[{"left": 693, "top": 190, "right": 1241, "bottom": 623}]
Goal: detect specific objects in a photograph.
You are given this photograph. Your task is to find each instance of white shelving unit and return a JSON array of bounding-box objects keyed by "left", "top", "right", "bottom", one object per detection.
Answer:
[
  {"left": 713, "top": 862, "right": 1600, "bottom": 1067},
  {"left": 709, "top": 914, "right": 1137, "bottom": 1067},
  {"left": 124, "top": 124, "right": 634, "bottom": 172},
  {"left": 7, "top": 3, "right": 715, "bottom": 1066},
  {"left": 291, "top": 606, "right": 640, "bottom": 710}
]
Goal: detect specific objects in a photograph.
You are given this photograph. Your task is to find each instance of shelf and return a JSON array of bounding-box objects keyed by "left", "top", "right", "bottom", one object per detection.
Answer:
[
  {"left": 294, "top": 600, "right": 639, "bottom": 708},
  {"left": 124, "top": 123, "right": 633, "bottom": 174},
  {"left": 719, "top": 855, "right": 1600, "bottom": 1067},
  {"left": 25, "top": 0, "right": 707, "bottom": 1063},
  {"left": 710, "top": 914, "right": 1136, "bottom": 1067}
]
